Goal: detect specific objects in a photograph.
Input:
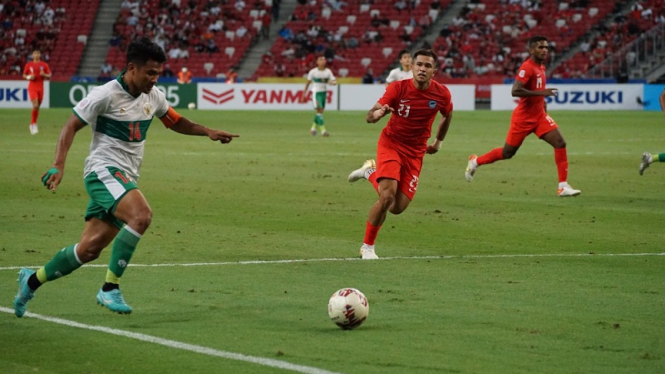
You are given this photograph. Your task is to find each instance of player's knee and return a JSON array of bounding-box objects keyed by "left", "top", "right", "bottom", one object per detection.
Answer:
[
  {"left": 128, "top": 208, "right": 152, "bottom": 233},
  {"left": 503, "top": 149, "right": 516, "bottom": 159},
  {"left": 555, "top": 139, "right": 566, "bottom": 148},
  {"left": 389, "top": 205, "right": 406, "bottom": 215},
  {"left": 76, "top": 241, "right": 105, "bottom": 263},
  {"left": 378, "top": 193, "right": 395, "bottom": 210}
]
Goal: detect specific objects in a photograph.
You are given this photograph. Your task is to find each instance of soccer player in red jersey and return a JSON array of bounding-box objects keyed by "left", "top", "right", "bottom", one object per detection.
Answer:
[
  {"left": 347, "top": 49, "right": 454, "bottom": 259},
  {"left": 23, "top": 49, "right": 51, "bottom": 135},
  {"left": 465, "top": 36, "right": 581, "bottom": 197}
]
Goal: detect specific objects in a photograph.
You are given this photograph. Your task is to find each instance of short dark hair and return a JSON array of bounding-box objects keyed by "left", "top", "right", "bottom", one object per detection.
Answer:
[
  {"left": 126, "top": 37, "right": 167, "bottom": 67},
  {"left": 527, "top": 36, "right": 548, "bottom": 49},
  {"left": 398, "top": 49, "right": 411, "bottom": 59},
  {"left": 413, "top": 49, "right": 437, "bottom": 65}
]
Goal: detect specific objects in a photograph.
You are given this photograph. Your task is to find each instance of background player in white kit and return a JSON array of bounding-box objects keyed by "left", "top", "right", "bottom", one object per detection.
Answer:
[
  {"left": 385, "top": 50, "right": 413, "bottom": 86},
  {"left": 13, "top": 37, "right": 238, "bottom": 317},
  {"left": 301, "top": 55, "right": 336, "bottom": 137}
]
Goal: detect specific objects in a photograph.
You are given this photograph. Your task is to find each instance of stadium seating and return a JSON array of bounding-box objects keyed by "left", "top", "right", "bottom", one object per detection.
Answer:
[
  {"left": 104, "top": 0, "right": 272, "bottom": 78},
  {"left": 552, "top": 0, "right": 665, "bottom": 78},
  {"left": 0, "top": 0, "right": 99, "bottom": 80},
  {"left": 431, "top": 0, "right": 614, "bottom": 79},
  {"left": 253, "top": 0, "right": 451, "bottom": 79}
]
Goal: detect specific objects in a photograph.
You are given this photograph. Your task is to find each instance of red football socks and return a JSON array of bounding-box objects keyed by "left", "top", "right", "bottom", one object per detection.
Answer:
[
  {"left": 367, "top": 172, "right": 379, "bottom": 193},
  {"left": 477, "top": 148, "right": 504, "bottom": 165},
  {"left": 554, "top": 148, "right": 568, "bottom": 183},
  {"left": 363, "top": 221, "right": 381, "bottom": 246}
]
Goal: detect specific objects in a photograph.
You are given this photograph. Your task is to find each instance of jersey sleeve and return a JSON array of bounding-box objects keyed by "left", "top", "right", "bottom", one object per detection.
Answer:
[
  {"left": 153, "top": 87, "right": 170, "bottom": 118},
  {"left": 159, "top": 107, "right": 182, "bottom": 128},
  {"left": 328, "top": 69, "right": 336, "bottom": 82},
  {"left": 23, "top": 63, "right": 30, "bottom": 76},
  {"left": 44, "top": 63, "right": 51, "bottom": 74},
  {"left": 385, "top": 69, "right": 397, "bottom": 83},
  {"left": 306, "top": 69, "right": 314, "bottom": 81},
  {"left": 377, "top": 81, "right": 398, "bottom": 107},
  {"left": 72, "top": 86, "right": 110, "bottom": 125},
  {"left": 440, "top": 86, "right": 453, "bottom": 115},
  {"left": 515, "top": 63, "right": 532, "bottom": 84}
]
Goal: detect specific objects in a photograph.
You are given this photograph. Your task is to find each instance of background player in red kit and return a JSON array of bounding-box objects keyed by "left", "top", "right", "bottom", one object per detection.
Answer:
[
  {"left": 348, "top": 49, "right": 453, "bottom": 259},
  {"left": 23, "top": 49, "right": 51, "bottom": 135},
  {"left": 465, "top": 36, "right": 580, "bottom": 197}
]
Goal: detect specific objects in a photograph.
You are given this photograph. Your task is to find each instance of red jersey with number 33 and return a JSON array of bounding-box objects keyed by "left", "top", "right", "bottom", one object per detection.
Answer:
[
  {"left": 377, "top": 79, "right": 453, "bottom": 157},
  {"left": 512, "top": 58, "right": 547, "bottom": 124}
]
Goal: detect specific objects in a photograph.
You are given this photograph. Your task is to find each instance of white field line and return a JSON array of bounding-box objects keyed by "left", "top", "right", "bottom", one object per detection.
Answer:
[
  {"left": 0, "top": 306, "right": 341, "bottom": 374},
  {"left": 1, "top": 252, "right": 663, "bottom": 272}
]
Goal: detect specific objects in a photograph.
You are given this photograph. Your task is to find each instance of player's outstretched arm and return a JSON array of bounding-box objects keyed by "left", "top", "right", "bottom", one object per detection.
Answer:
[
  {"left": 300, "top": 80, "right": 311, "bottom": 103},
  {"left": 427, "top": 111, "right": 453, "bottom": 155},
  {"left": 169, "top": 116, "right": 239, "bottom": 144},
  {"left": 511, "top": 80, "right": 557, "bottom": 97},
  {"left": 43, "top": 114, "right": 87, "bottom": 191},
  {"left": 660, "top": 89, "right": 665, "bottom": 115},
  {"left": 366, "top": 102, "right": 393, "bottom": 123}
]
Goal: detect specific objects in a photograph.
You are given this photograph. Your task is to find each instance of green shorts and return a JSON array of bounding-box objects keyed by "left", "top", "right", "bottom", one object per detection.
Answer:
[
  {"left": 84, "top": 166, "right": 137, "bottom": 229},
  {"left": 312, "top": 91, "right": 327, "bottom": 110}
]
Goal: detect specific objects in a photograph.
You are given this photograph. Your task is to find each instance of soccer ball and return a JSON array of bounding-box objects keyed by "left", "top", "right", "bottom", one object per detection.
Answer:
[
  {"left": 188, "top": 102, "right": 196, "bottom": 110},
  {"left": 328, "top": 288, "right": 369, "bottom": 330}
]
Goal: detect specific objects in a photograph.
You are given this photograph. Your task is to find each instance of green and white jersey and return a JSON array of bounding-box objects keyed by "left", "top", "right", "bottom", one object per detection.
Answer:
[
  {"left": 306, "top": 68, "right": 336, "bottom": 93},
  {"left": 386, "top": 67, "right": 413, "bottom": 84},
  {"left": 73, "top": 74, "right": 170, "bottom": 182}
]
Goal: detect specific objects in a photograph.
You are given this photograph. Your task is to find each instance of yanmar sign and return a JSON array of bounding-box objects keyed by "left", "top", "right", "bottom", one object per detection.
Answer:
[
  {"left": 198, "top": 83, "right": 335, "bottom": 110},
  {"left": 491, "top": 84, "right": 643, "bottom": 111}
]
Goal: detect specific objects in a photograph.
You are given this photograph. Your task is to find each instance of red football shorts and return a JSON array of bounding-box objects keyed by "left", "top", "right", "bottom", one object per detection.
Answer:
[
  {"left": 506, "top": 114, "right": 559, "bottom": 147},
  {"left": 28, "top": 88, "right": 44, "bottom": 104},
  {"left": 375, "top": 143, "right": 423, "bottom": 201}
]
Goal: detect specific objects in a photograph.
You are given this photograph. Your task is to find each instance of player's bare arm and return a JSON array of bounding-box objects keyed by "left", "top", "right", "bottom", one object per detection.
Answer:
[
  {"left": 427, "top": 111, "right": 453, "bottom": 155},
  {"left": 40, "top": 70, "right": 51, "bottom": 79},
  {"left": 660, "top": 89, "right": 665, "bottom": 115},
  {"left": 300, "top": 81, "right": 311, "bottom": 103},
  {"left": 169, "top": 116, "right": 239, "bottom": 144},
  {"left": 511, "top": 79, "right": 557, "bottom": 97},
  {"left": 43, "top": 114, "right": 87, "bottom": 191},
  {"left": 366, "top": 102, "right": 393, "bottom": 123}
]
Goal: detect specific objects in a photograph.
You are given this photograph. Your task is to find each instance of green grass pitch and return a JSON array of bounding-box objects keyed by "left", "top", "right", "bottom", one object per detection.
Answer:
[{"left": 1, "top": 108, "right": 664, "bottom": 373}]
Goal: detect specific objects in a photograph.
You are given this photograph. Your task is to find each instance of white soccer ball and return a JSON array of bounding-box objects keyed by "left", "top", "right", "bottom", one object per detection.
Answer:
[
  {"left": 188, "top": 102, "right": 196, "bottom": 110},
  {"left": 328, "top": 288, "right": 369, "bottom": 330}
]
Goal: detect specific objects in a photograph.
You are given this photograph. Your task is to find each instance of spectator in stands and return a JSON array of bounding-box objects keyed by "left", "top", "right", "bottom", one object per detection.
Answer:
[
  {"left": 278, "top": 26, "right": 294, "bottom": 41},
  {"left": 177, "top": 66, "right": 192, "bottom": 83},
  {"left": 42, "top": 6, "right": 55, "bottom": 26},
  {"left": 326, "top": 0, "right": 346, "bottom": 12},
  {"left": 168, "top": 45, "right": 182, "bottom": 59},
  {"left": 394, "top": 0, "right": 407, "bottom": 12},
  {"left": 162, "top": 64, "right": 174, "bottom": 77},
  {"left": 348, "top": 36, "right": 359, "bottom": 49},
  {"left": 362, "top": 69, "right": 375, "bottom": 84},
  {"left": 274, "top": 60, "right": 286, "bottom": 76},
  {"left": 261, "top": 11, "right": 271, "bottom": 39},
  {"left": 35, "top": 1, "right": 46, "bottom": 15},
  {"left": 235, "top": 0, "right": 247, "bottom": 12},
  {"left": 236, "top": 25, "right": 249, "bottom": 39},
  {"left": 206, "top": 39, "right": 219, "bottom": 54}
]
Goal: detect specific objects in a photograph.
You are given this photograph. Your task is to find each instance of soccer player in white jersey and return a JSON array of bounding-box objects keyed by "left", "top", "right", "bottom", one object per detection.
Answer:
[
  {"left": 301, "top": 55, "right": 336, "bottom": 136},
  {"left": 385, "top": 50, "right": 413, "bottom": 86},
  {"left": 13, "top": 37, "right": 238, "bottom": 317}
]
